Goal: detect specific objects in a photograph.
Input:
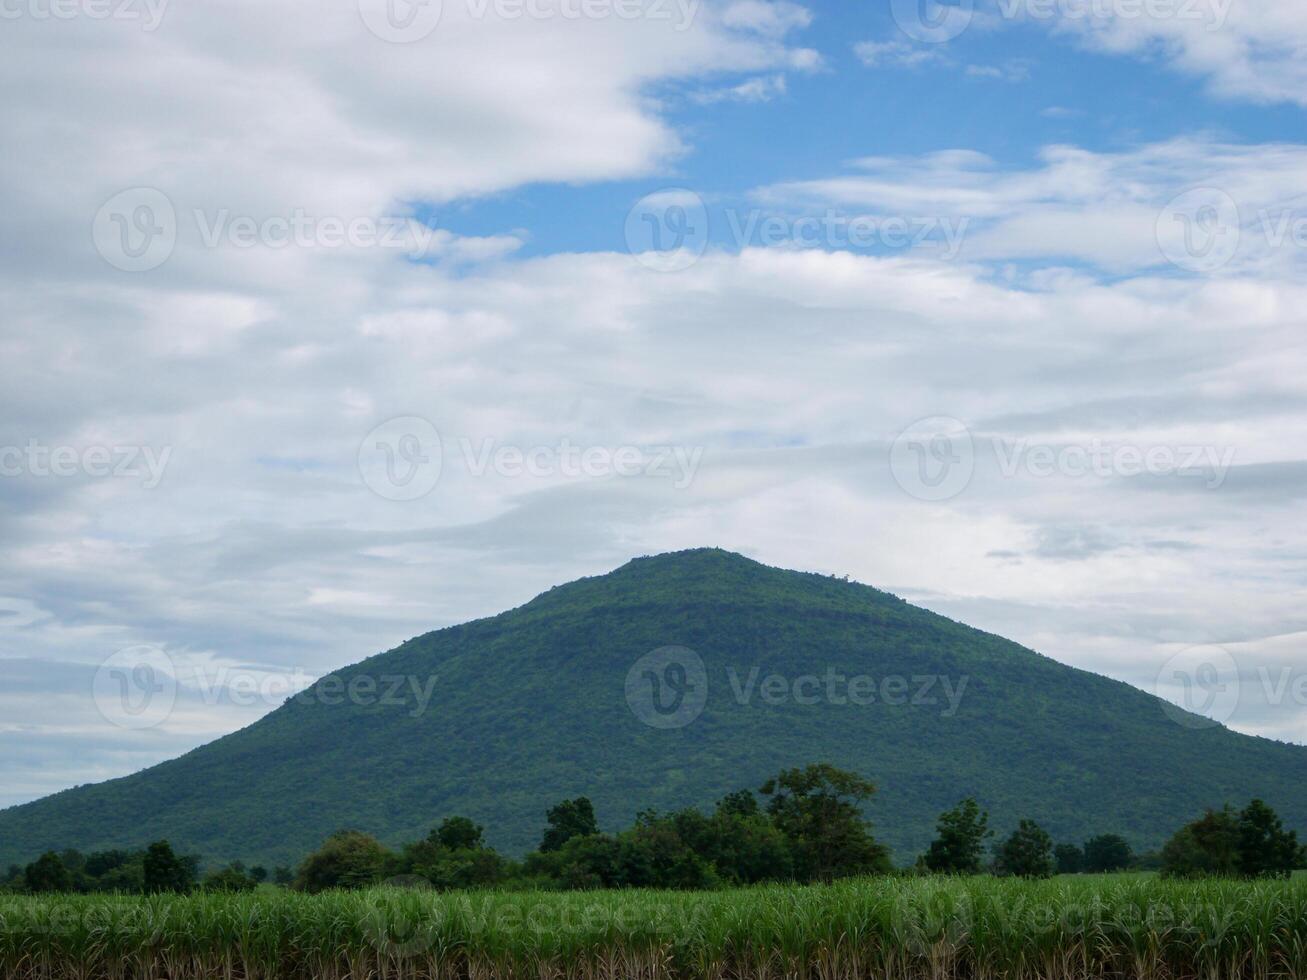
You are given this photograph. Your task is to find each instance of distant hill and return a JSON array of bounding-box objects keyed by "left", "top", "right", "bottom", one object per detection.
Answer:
[{"left": 1, "top": 548, "right": 1303, "bottom": 869}]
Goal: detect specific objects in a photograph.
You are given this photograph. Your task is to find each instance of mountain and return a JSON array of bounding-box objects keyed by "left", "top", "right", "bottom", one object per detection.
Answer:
[{"left": 1, "top": 548, "right": 1304, "bottom": 869}]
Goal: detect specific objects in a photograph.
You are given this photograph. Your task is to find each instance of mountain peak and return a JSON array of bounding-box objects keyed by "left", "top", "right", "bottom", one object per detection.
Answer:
[{"left": 1, "top": 552, "right": 1303, "bottom": 869}]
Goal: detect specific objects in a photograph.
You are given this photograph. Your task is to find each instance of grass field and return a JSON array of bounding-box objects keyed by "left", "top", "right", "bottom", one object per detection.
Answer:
[{"left": 2, "top": 875, "right": 1305, "bottom": 980}]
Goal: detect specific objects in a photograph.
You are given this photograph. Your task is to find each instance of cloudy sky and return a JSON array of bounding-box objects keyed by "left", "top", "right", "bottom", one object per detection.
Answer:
[{"left": 2, "top": 0, "right": 1307, "bottom": 809}]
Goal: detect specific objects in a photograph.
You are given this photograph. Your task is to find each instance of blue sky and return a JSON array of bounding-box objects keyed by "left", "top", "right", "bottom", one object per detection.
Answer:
[
  {"left": 443, "top": 1, "right": 1307, "bottom": 259},
  {"left": 2, "top": 0, "right": 1307, "bottom": 809}
]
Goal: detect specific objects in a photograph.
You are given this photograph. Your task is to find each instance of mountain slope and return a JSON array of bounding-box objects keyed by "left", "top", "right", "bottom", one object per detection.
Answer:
[{"left": 2, "top": 548, "right": 1303, "bottom": 868}]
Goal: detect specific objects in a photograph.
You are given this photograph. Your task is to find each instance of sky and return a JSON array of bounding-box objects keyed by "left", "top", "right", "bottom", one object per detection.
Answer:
[{"left": 2, "top": 0, "right": 1307, "bottom": 809}]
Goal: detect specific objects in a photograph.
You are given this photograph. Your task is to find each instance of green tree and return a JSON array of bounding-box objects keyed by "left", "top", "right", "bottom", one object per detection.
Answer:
[
  {"left": 1082, "top": 834, "right": 1133, "bottom": 873},
  {"left": 923, "top": 798, "right": 992, "bottom": 874},
  {"left": 1237, "top": 799, "right": 1299, "bottom": 879},
  {"left": 1160, "top": 806, "right": 1241, "bottom": 878},
  {"left": 525, "top": 833, "right": 622, "bottom": 889},
  {"left": 143, "top": 840, "right": 194, "bottom": 893},
  {"left": 405, "top": 840, "right": 506, "bottom": 890},
  {"left": 759, "top": 763, "right": 890, "bottom": 881},
  {"left": 294, "top": 830, "right": 390, "bottom": 893},
  {"left": 540, "top": 797, "right": 599, "bottom": 852},
  {"left": 432, "top": 816, "right": 485, "bottom": 851},
  {"left": 994, "top": 820, "right": 1054, "bottom": 878},
  {"left": 1054, "top": 843, "right": 1084, "bottom": 875},
  {"left": 24, "top": 852, "right": 72, "bottom": 893},
  {"left": 249, "top": 865, "right": 268, "bottom": 883},
  {"left": 272, "top": 866, "right": 294, "bottom": 886},
  {"left": 715, "top": 790, "right": 759, "bottom": 817},
  {"left": 618, "top": 820, "right": 719, "bottom": 890}
]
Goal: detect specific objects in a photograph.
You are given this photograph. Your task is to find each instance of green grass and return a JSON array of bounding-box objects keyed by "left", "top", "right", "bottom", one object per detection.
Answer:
[{"left": 3, "top": 875, "right": 1306, "bottom": 980}]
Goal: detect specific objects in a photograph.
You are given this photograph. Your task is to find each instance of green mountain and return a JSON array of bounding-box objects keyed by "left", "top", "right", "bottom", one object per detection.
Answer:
[{"left": 2, "top": 548, "right": 1303, "bottom": 869}]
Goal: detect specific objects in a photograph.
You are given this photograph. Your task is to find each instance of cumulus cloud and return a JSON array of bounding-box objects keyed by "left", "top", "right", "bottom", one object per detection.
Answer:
[
  {"left": 760, "top": 138, "right": 1307, "bottom": 274},
  {"left": 3, "top": 0, "right": 1307, "bottom": 807}
]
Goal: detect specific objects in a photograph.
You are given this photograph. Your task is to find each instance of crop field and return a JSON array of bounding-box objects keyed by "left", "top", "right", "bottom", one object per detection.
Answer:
[{"left": 2, "top": 875, "right": 1305, "bottom": 980}]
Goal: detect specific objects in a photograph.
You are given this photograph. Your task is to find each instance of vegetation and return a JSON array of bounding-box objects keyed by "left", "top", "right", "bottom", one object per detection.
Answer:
[
  {"left": 922, "top": 797, "right": 992, "bottom": 874},
  {"left": 1083, "top": 834, "right": 1134, "bottom": 873},
  {"left": 4, "top": 769, "right": 1303, "bottom": 898},
  {"left": 994, "top": 820, "right": 1055, "bottom": 879},
  {"left": 3, "top": 875, "right": 1305, "bottom": 980},
  {"left": 2, "top": 550, "right": 1305, "bottom": 869},
  {"left": 293, "top": 764, "right": 887, "bottom": 893},
  {"left": 1161, "top": 800, "right": 1302, "bottom": 879}
]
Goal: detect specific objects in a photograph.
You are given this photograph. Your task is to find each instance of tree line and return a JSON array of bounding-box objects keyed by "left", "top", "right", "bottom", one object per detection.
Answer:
[{"left": 5, "top": 764, "right": 1304, "bottom": 894}]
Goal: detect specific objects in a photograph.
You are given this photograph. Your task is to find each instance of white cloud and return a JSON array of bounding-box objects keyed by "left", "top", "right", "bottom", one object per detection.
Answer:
[
  {"left": 854, "top": 39, "right": 946, "bottom": 68},
  {"left": 992, "top": 0, "right": 1307, "bottom": 108},
  {"left": 4, "top": 0, "right": 1307, "bottom": 808},
  {"left": 762, "top": 138, "right": 1307, "bottom": 273},
  {"left": 692, "top": 73, "right": 787, "bottom": 103}
]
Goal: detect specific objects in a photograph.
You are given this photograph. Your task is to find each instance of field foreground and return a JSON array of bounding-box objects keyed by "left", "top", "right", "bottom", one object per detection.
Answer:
[{"left": 2, "top": 875, "right": 1306, "bottom": 980}]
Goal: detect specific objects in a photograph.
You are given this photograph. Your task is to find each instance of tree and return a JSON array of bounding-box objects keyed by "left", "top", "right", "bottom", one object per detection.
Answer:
[
  {"left": 24, "top": 852, "right": 72, "bottom": 893},
  {"left": 618, "top": 821, "right": 719, "bottom": 890},
  {"left": 994, "top": 820, "right": 1054, "bottom": 878},
  {"left": 404, "top": 840, "right": 506, "bottom": 890},
  {"left": 923, "top": 798, "right": 992, "bottom": 874},
  {"left": 540, "top": 797, "right": 599, "bottom": 852},
  {"left": 272, "top": 866, "right": 294, "bottom": 886},
  {"left": 294, "top": 830, "right": 390, "bottom": 893},
  {"left": 716, "top": 790, "right": 760, "bottom": 817},
  {"left": 1160, "top": 806, "right": 1241, "bottom": 878},
  {"left": 1237, "top": 799, "right": 1299, "bottom": 879},
  {"left": 143, "top": 840, "right": 194, "bottom": 893},
  {"left": 84, "top": 850, "right": 131, "bottom": 879},
  {"left": 431, "top": 815, "right": 485, "bottom": 851},
  {"left": 759, "top": 763, "right": 890, "bottom": 881},
  {"left": 1082, "top": 834, "right": 1133, "bottom": 873},
  {"left": 1054, "top": 843, "right": 1084, "bottom": 875},
  {"left": 249, "top": 865, "right": 268, "bottom": 883}
]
